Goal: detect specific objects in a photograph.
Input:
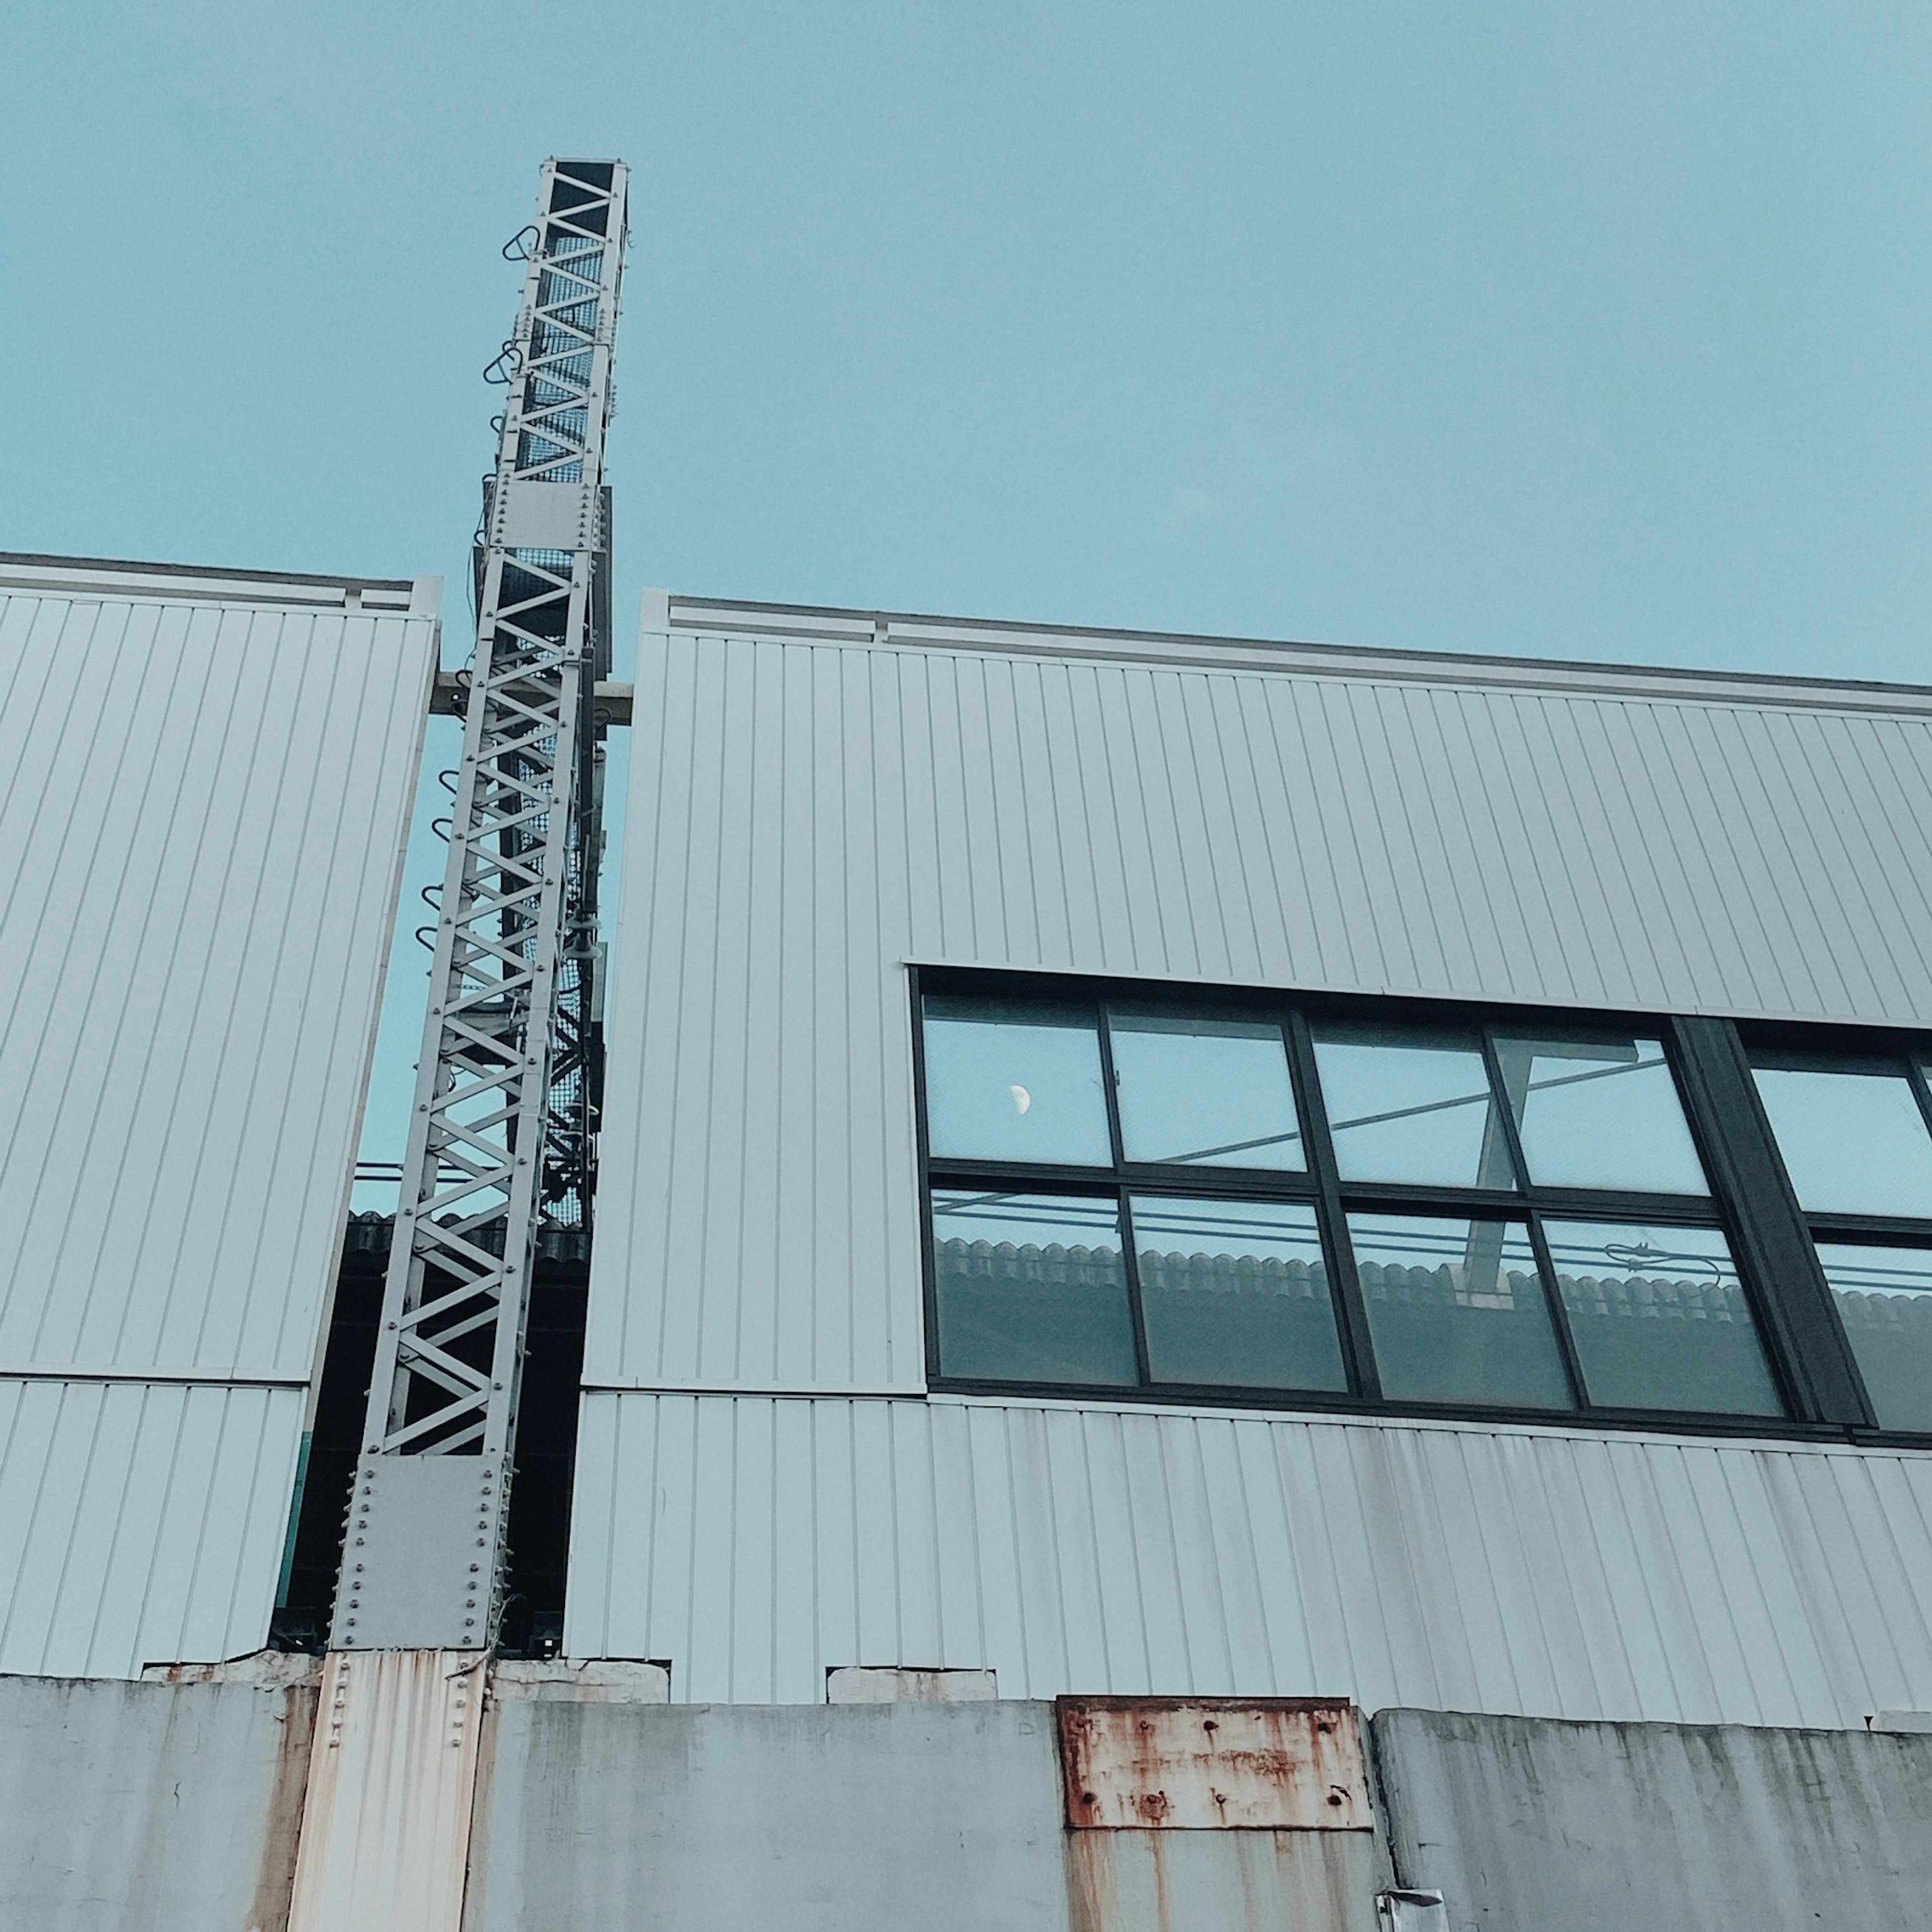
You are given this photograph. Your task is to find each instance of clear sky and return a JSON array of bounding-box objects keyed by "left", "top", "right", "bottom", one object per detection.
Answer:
[
  {"left": 7, "top": 2, "right": 1929, "bottom": 1187},
  {"left": 7, "top": 0, "right": 1929, "bottom": 678}
]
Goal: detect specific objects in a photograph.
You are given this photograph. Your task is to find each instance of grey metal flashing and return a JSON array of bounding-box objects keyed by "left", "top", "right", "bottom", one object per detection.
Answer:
[
  {"left": 664, "top": 591, "right": 1932, "bottom": 716},
  {"left": 0, "top": 551, "right": 434, "bottom": 612},
  {"left": 0, "top": 1365, "right": 308, "bottom": 1387},
  {"left": 899, "top": 954, "right": 1932, "bottom": 1036},
  {"left": 431, "top": 668, "right": 633, "bottom": 725}
]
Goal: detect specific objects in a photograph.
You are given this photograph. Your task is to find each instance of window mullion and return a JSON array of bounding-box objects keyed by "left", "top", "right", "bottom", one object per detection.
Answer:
[
  {"left": 1285, "top": 1007, "right": 1383, "bottom": 1401},
  {"left": 1668, "top": 1015, "right": 1871, "bottom": 1426},
  {"left": 1094, "top": 1007, "right": 1153, "bottom": 1388},
  {"left": 1116, "top": 1187, "right": 1154, "bottom": 1389},
  {"left": 1479, "top": 1030, "right": 1588, "bottom": 1407},
  {"left": 1522, "top": 1208, "right": 1590, "bottom": 1411}
]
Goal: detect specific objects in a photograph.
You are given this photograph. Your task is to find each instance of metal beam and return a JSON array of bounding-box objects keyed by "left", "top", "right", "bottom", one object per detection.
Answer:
[{"left": 333, "top": 158, "right": 627, "bottom": 1652}]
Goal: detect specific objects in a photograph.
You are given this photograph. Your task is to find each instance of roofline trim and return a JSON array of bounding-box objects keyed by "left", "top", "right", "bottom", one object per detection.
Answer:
[{"left": 660, "top": 591, "right": 1932, "bottom": 715}]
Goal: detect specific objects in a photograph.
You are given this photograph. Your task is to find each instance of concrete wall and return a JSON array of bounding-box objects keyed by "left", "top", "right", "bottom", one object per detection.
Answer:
[
  {"left": 8, "top": 1673, "right": 1932, "bottom": 1932},
  {"left": 461, "top": 1697, "right": 1385, "bottom": 1932},
  {"left": 1373, "top": 1707, "right": 1932, "bottom": 1932},
  {"left": 0, "top": 1673, "right": 315, "bottom": 1931}
]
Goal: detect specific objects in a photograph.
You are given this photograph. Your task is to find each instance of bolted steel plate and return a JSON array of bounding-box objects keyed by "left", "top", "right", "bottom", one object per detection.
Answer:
[{"left": 1057, "top": 1696, "right": 1369, "bottom": 1830}]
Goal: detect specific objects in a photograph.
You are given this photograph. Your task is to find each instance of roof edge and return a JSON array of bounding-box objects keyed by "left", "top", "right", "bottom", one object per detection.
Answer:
[
  {"left": 659, "top": 591, "right": 1932, "bottom": 715},
  {"left": 0, "top": 552, "right": 439, "bottom": 617}
]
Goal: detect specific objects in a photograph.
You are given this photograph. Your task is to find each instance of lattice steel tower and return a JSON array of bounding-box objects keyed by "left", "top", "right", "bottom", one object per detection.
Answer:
[{"left": 332, "top": 159, "right": 627, "bottom": 1650}]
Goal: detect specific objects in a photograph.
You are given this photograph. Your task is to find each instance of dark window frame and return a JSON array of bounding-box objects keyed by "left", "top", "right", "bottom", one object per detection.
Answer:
[
  {"left": 1733, "top": 1021, "right": 1932, "bottom": 1431},
  {"left": 914, "top": 966, "right": 1912, "bottom": 1442}
]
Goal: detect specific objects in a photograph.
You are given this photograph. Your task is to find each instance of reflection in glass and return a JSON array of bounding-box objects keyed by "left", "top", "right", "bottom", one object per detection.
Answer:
[
  {"left": 1751, "top": 1065, "right": 1932, "bottom": 1216},
  {"left": 923, "top": 999, "right": 1111, "bottom": 1165},
  {"left": 931, "top": 1190, "right": 1138, "bottom": 1385},
  {"left": 1110, "top": 1012, "right": 1304, "bottom": 1169},
  {"left": 1347, "top": 1214, "right": 1572, "bottom": 1406},
  {"left": 1542, "top": 1221, "right": 1780, "bottom": 1415},
  {"left": 1814, "top": 1241, "right": 1932, "bottom": 1432},
  {"left": 1315, "top": 1027, "right": 1511, "bottom": 1187},
  {"left": 1494, "top": 1035, "right": 1708, "bottom": 1195},
  {"left": 1131, "top": 1196, "right": 1345, "bottom": 1391}
]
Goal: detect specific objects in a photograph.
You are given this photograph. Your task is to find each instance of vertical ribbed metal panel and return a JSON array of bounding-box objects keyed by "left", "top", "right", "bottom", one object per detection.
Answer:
[
  {"left": 0, "top": 588, "right": 435, "bottom": 1376},
  {"left": 591, "top": 627, "right": 1932, "bottom": 1394},
  {"left": 565, "top": 1393, "right": 1932, "bottom": 1729},
  {"left": 0, "top": 1380, "right": 306, "bottom": 1676}
]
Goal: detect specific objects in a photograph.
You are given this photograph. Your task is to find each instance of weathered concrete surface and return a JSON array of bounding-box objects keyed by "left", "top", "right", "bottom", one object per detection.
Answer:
[
  {"left": 1372, "top": 1708, "right": 1932, "bottom": 1932},
  {"left": 463, "top": 1698, "right": 1386, "bottom": 1932},
  {"left": 1064, "top": 1829, "right": 1384, "bottom": 1932},
  {"left": 0, "top": 1672, "right": 315, "bottom": 1931},
  {"left": 464, "top": 1699, "right": 1070, "bottom": 1931}
]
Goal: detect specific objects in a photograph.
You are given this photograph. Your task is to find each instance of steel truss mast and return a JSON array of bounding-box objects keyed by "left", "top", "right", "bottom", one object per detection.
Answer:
[{"left": 332, "top": 158, "right": 627, "bottom": 1651}]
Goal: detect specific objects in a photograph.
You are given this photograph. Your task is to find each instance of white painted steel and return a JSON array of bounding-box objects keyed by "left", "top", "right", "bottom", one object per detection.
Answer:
[
  {"left": 592, "top": 614, "right": 1932, "bottom": 1395},
  {"left": 287, "top": 1651, "right": 486, "bottom": 1932},
  {"left": 565, "top": 1393, "right": 1932, "bottom": 1730},
  {"left": 342, "top": 158, "right": 628, "bottom": 1652},
  {"left": 0, "top": 584, "right": 436, "bottom": 1377},
  {"left": 0, "top": 1379, "right": 306, "bottom": 1677}
]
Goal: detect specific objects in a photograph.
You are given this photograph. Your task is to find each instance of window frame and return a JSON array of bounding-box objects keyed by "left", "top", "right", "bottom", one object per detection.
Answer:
[
  {"left": 914, "top": 967, "right": 1904, "bottom": 1442},
  {"left": 1735, "top": 1020, "right": 1932, "bottom": 1432}
]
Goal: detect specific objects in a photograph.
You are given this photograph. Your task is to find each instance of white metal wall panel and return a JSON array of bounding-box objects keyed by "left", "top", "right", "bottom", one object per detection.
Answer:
[
  {"left": 566, "top": 1392, "right": 1932, "bottom": 1729},
  {"left": 0, "top": 1379, "right": 306, "bottom": 1676},
  {"left": 0, "top": 589, "right": 434, "bottom": 1378},
  {"left": 591, "top": 624, "right": 1932, "bottom": 1393}
]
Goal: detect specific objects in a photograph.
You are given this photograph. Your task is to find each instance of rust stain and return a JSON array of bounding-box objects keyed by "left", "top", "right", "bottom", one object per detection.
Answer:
[
  {"left": 1063, "top": 1824, "right": 1118, "bottom": 1932},
  {"left": 249, "top": 1681, "right": 320, "bottom": 1932},
  {"left": 1057, "top": 1696, "right": 1369, "bottom": 1831}
]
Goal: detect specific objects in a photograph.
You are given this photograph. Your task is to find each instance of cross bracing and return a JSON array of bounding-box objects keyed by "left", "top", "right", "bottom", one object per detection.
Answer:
[{"left": 333, "top": 159, "right": 626, "bottom": 1651}]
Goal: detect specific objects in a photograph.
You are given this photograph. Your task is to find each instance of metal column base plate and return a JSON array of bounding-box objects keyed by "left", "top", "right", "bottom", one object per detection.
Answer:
[{"left": 330, "top": 1457, "right": 508, "bottom": 1651}]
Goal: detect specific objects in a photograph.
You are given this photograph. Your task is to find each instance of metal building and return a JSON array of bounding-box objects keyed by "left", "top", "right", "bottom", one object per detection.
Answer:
[
  {"left": 570, "top": 594, "right": 1932, "bottom": 1732},
  {"left": 0, "top": 552, "right": 438, "bottom": 1679},
  {"left": 13, "top": 565, "right": 1932, "bottom": 1932}
]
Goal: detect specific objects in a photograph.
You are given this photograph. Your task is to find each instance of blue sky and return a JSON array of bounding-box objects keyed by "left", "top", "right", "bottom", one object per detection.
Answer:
[
  {"left": 7, "top": 1, "right": 1929, "bottom": 1184},
  {"left": 8, "top": 0, "right": 1929, "bottom": 676}
]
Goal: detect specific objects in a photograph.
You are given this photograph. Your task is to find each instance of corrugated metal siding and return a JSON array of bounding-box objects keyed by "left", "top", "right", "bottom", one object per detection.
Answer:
[
  {"left": 591, "top": 629, "right": 1932, "bottom": 1392},
  {"left": 0, "top": 589, "right": 434, "bottom": 1377},
  {"left": 0, "top": 1379, "right": 306, "bottom": 1676},
  {"left": 565, "top": 1392, "right": 1932, "bottom": 1729}
]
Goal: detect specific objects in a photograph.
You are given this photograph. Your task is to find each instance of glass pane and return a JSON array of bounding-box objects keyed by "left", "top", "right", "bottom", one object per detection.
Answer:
[
  {"left": 923, "top": 999, "right": 1111, "bottom": 1165},
  {"left": 1814, "top": 1241, "right": 1932, "bottom": 1432},
  {"left": 1131, "top": 1196, "right": 1345, "bottom": 1391},
  {"left": 1542, "top": 1220, "right": 1781, "bottom": 1415},
  {"left": 1751, "top": 1065, "right": 1932, "bottom": 1216},
  {"left": 1110, "top": 1012, "right": 1305, "bottom": 1170},
  {"left": 931, "top": 1190, "right": 1138, "bottom": 1386},
  {"left": 1314, "top": 1026, "right": 1512, "bottom": 1187},
  {"left": 1347, "top": 1214, "right": 1572, "bottom": 1406},
  {"left": 1494, "top": 1034, "right": 1708, "bottom": 1195}
]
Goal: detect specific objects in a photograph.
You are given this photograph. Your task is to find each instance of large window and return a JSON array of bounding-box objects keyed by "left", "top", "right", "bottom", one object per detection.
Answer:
[
  {"left": 915, "top": 974, "right": 1926, "bottom": 1438},
  {"left": 1749, "top": 1044, "right": 1932, "bottom": 1432}
]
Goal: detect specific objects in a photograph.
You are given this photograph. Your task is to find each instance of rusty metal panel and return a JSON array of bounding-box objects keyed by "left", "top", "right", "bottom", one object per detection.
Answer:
[
  {"left": 1058, "top": 1697, "right": 1368, "bottom": 1830},
  {"left": 288, "top": 1651, "right": 487, "bottom": 1932}
]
